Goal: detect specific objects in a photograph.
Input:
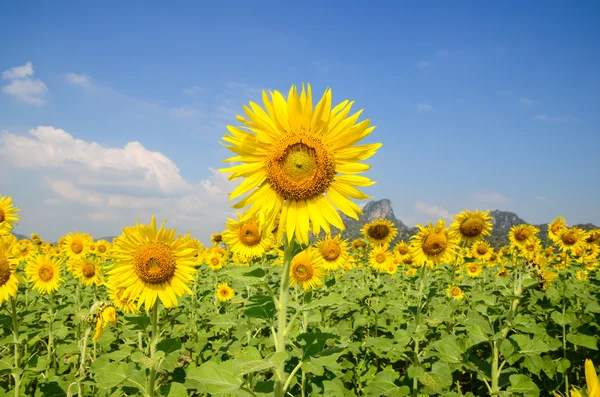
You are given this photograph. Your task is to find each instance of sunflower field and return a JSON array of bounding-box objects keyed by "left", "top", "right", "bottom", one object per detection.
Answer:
[{"left": 1, "top": 85, "right": 600, "bottom": 397}]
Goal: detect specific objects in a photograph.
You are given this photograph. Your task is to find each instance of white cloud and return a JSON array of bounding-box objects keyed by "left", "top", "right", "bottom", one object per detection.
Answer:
[
  {"left": 65, "top": 73, "right": 91, "bottom": 86},
  {"left": 472, "top": 192, "right": 512, "bottom": 205},
  {"left": 536, "top": 196, "right": 551, "bottom": 202},
  {"left": 519, "top": 97, "right": 536, "bottom": 105},
  {"left": 2, "top": 61, "right": 33, "bottom": 80},
  {"left": 416, "top": 60, "right": 431, "bottom": 69},
  {"left": 414, "top": 201, "right": 451, "bottom": 219},
  {"left": 533, "top": 114, "right": 577, "bottom": 122},
  {"left": 169, "top": 106, "right": 200, "bottom": 118},
  {"left": 47, "top": 180, "right": 104, "bottom": 206},
  {"left": 417, "top": 103, "right": 432, "bottom": 112},
  {"left": 1, "top": 62, "right": 47, "bottom": 106}
]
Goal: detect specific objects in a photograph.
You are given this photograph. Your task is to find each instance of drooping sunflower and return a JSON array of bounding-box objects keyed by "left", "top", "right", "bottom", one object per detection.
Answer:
[
  {"left": 216, "top": 283, "right": 235, "bottom": 302},
  {"left": 450, "top": 209, "right": 493, "bottom": 245},
  {"left": 0, "top": 195, "right": 19, "bottom": 236},
  {"left": 92, "top": 304, "right": 117, "bottom": 341},
  {"left": 555, "top": 227, "right": 587, "bottom": 254},
  {"left": 0, "top": 236, "right": 20, "bottom": 305},
  {"left": 394, "top": 240, "right": 411, "bottom": 258},
  {"left": 369, "top": 244, "right": 393, "bottom": 271},
  {"left": 26, "top": 254, "right": 63, "bottom": 294},
  {"left": 61, "top": 232, "right": 93, "bottom": 259},
  {"left": 70, "top": 256, "right": 103, "bottom": 287},
  {"left": 446, "top": 285, "right": 464, "bottom": 300},
  {"left": 470, "top": 241, "right": 493, "bottom": 261},
  {"left": 222, "top": 213, "right": 275, "bottom": 259},
  {"left": 361, "top": 219, "right": 398, "bottom": 246},
  {"left": 220, "top": 84, "right": 381, "bottom": 245},
  {"left": 211, "top": 233, "right": 223, "bottom": 246},
  {"left": 465, "top": 262, "right": 483, "bottom": 278},
  {"left": 351, "top": 238, "right": 367, "bottom": 251},
  {"left": 508, "top": 224, "right": 539, "bottom": 250},
  {"left": 106, "top": 282, "right": 139, "bottom": 314},
  {"left": 109, "top": 217, "right": 198, "bottom": 311},
  {"left": 289, "top": 248, "right": 325, "bottom": 291},
  {"left": 547, "top": 216, "right": 567, "bottom": 243},
  {"left": 411, "top": 220, "right": 460, "bottom": 267},
  {"left": 314, "top": 234, "right": 349, "bottom": 271}
]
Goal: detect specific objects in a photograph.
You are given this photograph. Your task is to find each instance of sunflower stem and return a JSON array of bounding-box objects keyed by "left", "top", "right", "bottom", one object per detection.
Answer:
[
  {"left": 47, "top": 292, "right": 55, "bottom": 374},
  {"left": 10, "top": 296, "right": 21, "bottom": 397},
  {"left": 412, "top": 265, "right": 427, "bottom": 397},
  {"left": 274, "top": 238, "right": 297, "bottom": 397},
  {"left": 147, "top": 301, "right": 160, "bottom": 397}
]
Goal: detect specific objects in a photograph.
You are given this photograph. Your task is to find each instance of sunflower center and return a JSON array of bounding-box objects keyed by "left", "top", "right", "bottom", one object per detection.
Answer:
[
  {"left": 133, "top": 242, "right": 176, "bottom": 284},
  {"left": 422, "top": 233, "right": 447, "bottom": 256},
  {"left": 353, "top": 240, "right": 366, "bottom": 249},
  {"left": 397, "top": 245, "right": 409, "bottom": 255},
  {"left": 375, "top": 253, "right": 386, "bottom": 264},
  {"left": 460, "top": 217, "right": 484, "bottom": 238},
  {"left": 0, "top": 254, "right": 11, "bottom": 286},
  {"left": 452, "top": 287, "right": 461, "bottom": 297},
  {"left": 219, "top": 288, "right": 229, "bottom": 297},
  {"left": 561, "top": 230, "right": 577, "bottom": 246},
  {"left": 98, "top": 245, "right": 107, "bottom": 254},
  {"left": 476, "top": 244, "right": 488, "bottom": 255},
  {"left": 211, "top": 257, "right": 220, "bottom": 266},
  {"left": 239, "top": 221, "right": 261, "bottom": 246},
  {"left": 0, "top": 208, "right": 5, "bottom": 223},
  {"left": 267, "top": 134, "right": 336, "bottom": 201},
  {"left": 586, "top": 232, "right": 599, "bottom": 244},
  {"left": 213, "top": 234, "right": 222, "bottom": 243},
  {"left": 468, "top": 265, "right": 478, "bottom": 273},
  {"left": 82, "top": 263, "right": 96, "bottom": 278},
  {"left": 551, "top": 223, "right": 562, "bottom": 234},
  {"left": 515, "top": 228, "right": 530, "bottom": 242},
  {"left": 71, "top": 241, "right": 83, "bottom": 254},
  {"left": 404, "top": 257, "right": 413, "bottom": 265},
  {"left": 293, "top": 262, "right": 314, "bottom": 281},
  {"left": 525, "top": 243, "right": 536, "bottom": 252},
  {"left": 321, "top": 241, "right": 341, "bottom": 261},
  {"left": 368, "top": 224, "right": 390, "bottom": 240},
  {"left": 38, "top": 264, "right": 54, "bottom": 282}
]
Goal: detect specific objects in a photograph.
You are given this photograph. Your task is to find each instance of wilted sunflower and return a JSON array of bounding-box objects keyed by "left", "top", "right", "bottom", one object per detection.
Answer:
[
  {"left": 548, "top": 216, "right": 567, "bottom": 243},
  {"left": 446, "top": 285, "right": 464, "bottom": 300},
  {"left": 289, "top": 248, "right": 325, "bottom": 291},
  {"left": 508, "top": 224, "right": 539, "bottom": 250},
  {"left": 465, "top": 262, "right": 483, "bottom": 278},
  {"left": 216, "top": 283, "right": 235, "bottom": 302},
  {"left": 361, "top": 219, "right": 398, "bottom": 246},
  {"left": 220, "top": 83, "right": 381, "bottom": 245},
  {"left": 109, "top": 217, "right": 197, "bottom": 311},
  {"left": 26, "top": 254, "right": 63, "bottom": 294},
  {"left": 222, "top": 213, "right": 274, "bottom": 259},
  {"left": 556, "top": 227, "right": 587, "bottom": 254},
  {"left": 314, "top": 234, "right": 349, "bottom": 271},
  {"left": 470, "top": 241, "right": 493, "bottom": 261},
  {"left": 0, "top": 236, "right": 20, "bottom": 305},
  {"left": 70, "top": 256, "right": 103, "bottom": 286},
  {"left": 450, "top": 209, "right": 492, "bottom": 245},
  {"left": 61, "top": 232, "right": 92, "bottom": 259},
  {"left": 369, "top": 245, "right": 393, "bottom": 271},
  {"left": 394, "top": 240, "right": 410, "bottom": 257},
  {"left": 411, "top": 220, "right": 459, "bottom": 267},
  {"left": 92, "top": 304, "right": 117, "bottom": 341},
  {"left": 0, "top": 195, "right": 19, "bottom": 236}
]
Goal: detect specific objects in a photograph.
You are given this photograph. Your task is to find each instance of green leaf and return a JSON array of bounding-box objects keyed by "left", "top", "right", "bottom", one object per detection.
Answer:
[
  {"left": 302, "top": 293, "right": 346, "bottom": 311},
  {"left": 94, "top": 362, "right": 133, "bottom": 389},
  {"left": 419, "top": 362, "right": 453, "bottom": 395},
  {"left": 433, "top": 335, "right": 464, "bottom": 364},
  {"left": 556, "top": 358, "right": 571, "bottom": 373},
  {"left": 124, "top": 314, "right": 150, "bottom": 332},
  {"left": 187, "top": 361, "right": 242, "bottom": 395},
  {"left": 567, "top": 333, "right": 598, "bottom": 350},
  {"left": 162, "top": 382, "right": 188, "bottom": 397},
  {"left": 511, "top": 334, "right": 550, "bottom": 355},
  {"left": 157, "top": 338, "right": 182, "bottom": 355},
  {"left": 507, "top": 374, "right": 540, "bottom": 396},
  {"left": 323, "top": 378, "right": 356, "bottom": 397},
  {"left": 296, "top": 330, "right": 339, "bottom": 360},
  {"left": 551, "top": 311, "right": 576, "bottom": 327},
  {"left": 364, "top": 368, "right": 410, "bottom": 397},
  {"left": 244, "top": 296, "right": 276, "bottom": 320},
  {"left": 233, "top": 347, "right": 273, "bottom": 375}
]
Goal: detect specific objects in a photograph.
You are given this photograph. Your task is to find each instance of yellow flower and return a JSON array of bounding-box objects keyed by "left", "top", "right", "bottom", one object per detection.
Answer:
[
  {"left": 95, "top": 239, "right": 111, "bottom": 258},
  {"left": 496, "top": 268, "right": 510, "bottom": 277},
  {"left": 216, "top": 283, "right": 235, "bottom": 302},
  {"left": 446, "top": 285, "right": 464, "bottom": 300},
  {"left": 25, "top": 254, "right": 63, "bottom": 294},
  {"left": 222, "top": 213, "right": 275, "bottom": 259},
  {"left": 314, "top": 234, "right": 349, "bottom": 271},
  {"left": 508, "top": 224, "right": 539, "bottom": 250},
  {"left": 405, "top": 267, "right": 417, "bottom": 277},
  {"left": 369, "top": 245, "right": 393, "bottom": 271},
  {"left": 522, "top": 238, "right": 542, "bottom": 261},
  {"left": 92, "top": 305, "right": 117, "bottom": 341},
  {"left": 548, "top": 216, "right": 567, "bottom": 243},
  {"left": 576, "top": 270, "right": 588, "bottom": 281},
  {"left": 556, "top": 227, "right": 587, "bottom": 254},
  {"left": 70, "top": 256, "right": 103, "bottom": 287},
  {"left": 450, "top": 209, "right": 492, "bottom": 245},
  {"left": 106, "top": 282, "right": 139, "bottom": 314},
  {"left": 465, "top": 262, "right": 483, "bottom": 278},
  {"left": 351, "top": 238, "right": 367, "bottom": 251},
  {"left": 470, "top": 241, "right": 493, "bottom": 261},
  {"left": 211, "top": 233, "right": 223, "bottom": 245},
  {"left": 289, "top": 248, "right": 325, "bottom": 291},
  {"left": 11, "top": 239, "right": 35, "bottom": 264},
  {"left": 541, "top": 269, "right": 559, "bottom": 290},
  {"left": 361, "top": 219, "right": 398, "bottom": 246},
  {"left": 584, "top": 359, "right": 600, "bottom": 397},
  {"left": 220, "top": 83, "right": 380, "bottom": 245},
  {"left": 206, "top": 251, "right": 225, "bottom": 271},
  {"left": 0, "top": 236, "right": 20, "bottom": 305},
  {"left": 585, "top": 229, "right": 600, "bottom": 246},
  {"left": 394, "top": 240, "right": 410, "bottom": 257},
  {"left": 108, "top": 217, "right": 197, "bottom": 311},
  {"left": 61, "top": 232, "right": 93, "bottom": 260},
  {"left": 411, "top": 220, "right": 459, "bottom": 267},
  {"left": 0, "top": 195, "right": 19, "bottom": 236},
  {"left": 385, "top": 263, "right": 398, "bottom": 275}
]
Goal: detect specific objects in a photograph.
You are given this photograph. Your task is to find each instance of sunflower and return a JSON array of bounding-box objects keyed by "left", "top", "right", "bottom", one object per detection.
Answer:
[
  {"left": 541, "top": 269, "right": 559, "bottom": 290},
  {"left": 105, "top": 282, "right": 138, "bottom": 314},
  {"left": 394, "top": 240, "right": 410, "bottom": 257},
  {"left": 61, "top": 232, "right": 92, "bottom": 259},
  {"left": 108, "top": 217, "right": 197, "bottom": 311},
  {"left": 465, "top": 262, "right": 483, "bottom": 278},
  {"left": 450, "top": 209, "right": 492, "bottom": 245},
  {"left": 70, "top": 256, "right": 103, "bottom": 286},
  {"left": 351, "top": 238, "right": 367, "bottom": 251},
  {"left": 496, "top": 268, "right": 510, "bottom": 277},
  {"left": 95, "top": 240, "right": 111, "bottom": 258},
  {"left": 0, "top": 195, "right": 19, "bottom": 236},
  {"left": 411, "top": 220, "right": 459, "bottom": 267},
  {"left": 289, "top": 248, "right": 325, "bottom": 291},
  {"left": 406, "top": 267, "right": 417, "bottom": 277},
  {"left": 11, "top": 240, "right": 35, "bottom": 264},
  {"left": 220, "top": 84, "right": 381, "bottom": 245},
  {"left": 522, "top": 238, "right": 542, "bottom": 261},
  {"left": 211, "top": 233, "right": 223, "bottom": 246},
  {"left": 470, "top": 241, "right": 493, "bottom": 261},
  {"left": 206, "top": 251, "right": 225, "bottom": 271},
  {"left": 548, "top": 216, "right": 567, "bottom": 243},
  {"left": 585, "top": 229, "right": 600, "bottom": 246},
  {"left": 92, "top": 304, "right": 117, "bottom": 341},
  {"left": 216, "top": 283, "right": 235, "bottom": 302},
  {"left": 369, "top": 245, "right": 393, "bottom": 271},
  {"left": 26, "top": 254, "right": 63, "bottom": 294},
  {"left": 361, "top": 219, "right": 398, "bottom": 246},
  {"left": 314, "top": 234, "right": 349, "bottom": 271},
  {"left": 555, "top": 227, "right": 587, "bottom": 254},
  {"left": 385, "top": 263, "right": 398, "bottom": 275},
  {"left": 402, "top": 253, "right": 416, "bottom": 267},
  {"left": 0, "top": 236, "right": 21, "bottom": 305},
  {"left": 446, "top": 285, "right": 464, "bottom": 300},
  {"left": 222, "top": 213, "right": 274, "bottom": 259},
  {"left": 508, "top": 224, "right": 539, "bottom": 250}
]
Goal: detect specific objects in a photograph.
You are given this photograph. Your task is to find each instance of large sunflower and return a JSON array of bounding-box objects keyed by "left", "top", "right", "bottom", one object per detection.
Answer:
[
  {"left": 220, "top": 84, "right": 381, "bottom": 245},
  {"left": 289, "top": 248, "right": 325, "bottom": 291},
  {"left": 411, "top": 220, "right": 459, "bottom": 267},
  {"left": 0, "top": 195, "right": 19, "bottom": 236},
  {"left": 70, "top": 256, "right": 103, "bottom": 286},
  {"left": 508, "top": 224, "right": 539, "bottom": 250},
  {"left": 26, "top": 254, "right": 63, "bottom": 294},
  {"left": 361, "top": 218, "right": 398, "bottom": 246},
  {"left": 450, "top": 209, "right": 493, "bottom": 245},
  {"left": 108, "top": 217, "right": 197, "bottom": 311},
  {"left": 314, "top": 234, "right": 349, "bottom": 271},
  {"left": 0, "top": 236, "right": 20, "bottom": 305},
  {"left": 555, "top": 227, "right": 587, "bottom": 254},
  {"left": 61, "top": 232, "right": 93, "bottom": 259},
  {"left": 547, "top": 216, "right": 567, "bottom": 243},
  {"left": 222, "top": 213, "right": 275, "bottom": 259}
]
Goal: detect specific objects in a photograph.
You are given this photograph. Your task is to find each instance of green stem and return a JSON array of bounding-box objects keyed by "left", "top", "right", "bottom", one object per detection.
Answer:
[
  {"left": 10, "top": 297, "right": 21, "bottom": 397},
  {"left": 76, "top": 326, "right": 91, "bottom": 395},
  {"left": 491, "top": 341, "right": 499, "bottom": 394},
  {"left": 274, "top": 239, "right": 297, "bottom": 397},
  {"left": 147, "top": 301, "right": 160, "bottom": 397},
  {"left": 47, "top": 292, "right": 55, "bottom": 373},
  {"left": 562, "top": 278, "right": 569, "bottom": 395},
  {"left": 412, "top": 265, "right": 427, "bottom": 397}
]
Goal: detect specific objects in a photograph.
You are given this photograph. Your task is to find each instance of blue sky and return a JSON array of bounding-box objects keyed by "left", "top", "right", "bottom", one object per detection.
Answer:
[{"left": 1, "top": 1, "right": 599, "bottom": 242}]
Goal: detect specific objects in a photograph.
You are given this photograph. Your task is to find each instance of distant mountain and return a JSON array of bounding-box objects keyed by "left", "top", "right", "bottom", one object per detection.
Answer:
[
  {"left": 13, "top": 233, "right": 29, "bottom": 240},
  {"left": 96, "top": 236, "right": 117, "bottom": 242}
]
